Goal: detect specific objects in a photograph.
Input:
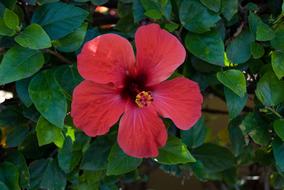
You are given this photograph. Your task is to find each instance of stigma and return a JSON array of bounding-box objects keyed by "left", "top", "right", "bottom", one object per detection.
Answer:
[{"left": 135, "top": 91, "right": 153, "bottom": 108}]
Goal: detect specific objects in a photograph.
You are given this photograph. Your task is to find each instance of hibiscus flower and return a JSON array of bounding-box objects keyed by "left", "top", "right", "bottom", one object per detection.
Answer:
[{"left": 71, "top": 24, "right": 203, "bottom": 158}]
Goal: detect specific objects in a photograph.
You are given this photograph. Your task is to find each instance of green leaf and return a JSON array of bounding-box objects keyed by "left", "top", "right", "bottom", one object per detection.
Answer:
[
  {"left": 36, "top": 116, "right": 65, "bottom": 148},
  {"left": 250, "top": 42, "right": 265, "bottom": 59},
  {"left": 274, "top": 119, "right": 284, "bottom": 141},
  {"left": 255, "top": 71, "right": 284, "bottom": 106},
  {"left": 6, "top": 125, "right": 29, "bottom": 147},
  {"left": 181, "top": 116, "right": 208, "bottom": 148},
  {"left": 271, "top": 24, "right": 284, "bottom": 50},
  {"left": 1, "top": 0, "right": 17, "bottom": 9},
  {"left": 192, "top": 143, "right": 235, "bottom": 173},
  {"left": 57, "top": 137, "right": 81, "bottom": 173},
  {"left": 54, "top": 64, "right": 82, "bottom": 97},
  {"left": 16, "top": 78, "right": 33, "bottom": 107},
  {"left": 224, "top": 87, "right": 248, "bottom": 119},
  {"left": 6, "top": 152, "right": 30, "bottom": 189},
  {"left": 240, "top": 113, "right": 270, "bottom": 146},
  {"left": 200, "top": 0, "right": 221, "bottom": 12},
  {"left": 0, "top": 162, "right": 20, "bottom": 190},
  {"left": 0, "top": 46, "right": 45, "bottom": 85},
  {"left": 271, "top": 51, "right": 284, "bottom": 79},
  {"left": 15, "top": 24, "right": 51, "bottom": 49},
  {"left": 0, "top": 18, "right": 15, "bottom": 36},
  {"left": 179, "top": 0, "right": 220, "bottom": 33},
  {"left": 90, "top": 0, "right": 108, "bottom": 5},
  {"left": 248, "top": 12, "right": 274, "bottom": 41},
  {"left": 228, "top": 117, "right": 246, "bottom": 156},
  {"left": 226, "top": 30, "right": 254, "bottom": 64},
  {"left": 29, "top": 70, "right": 67, "bottom": 128},
  {"left": 144, "top": 9, "right": 162, "bottom": 19},
  {"left": 217, "top": 69, "right": 246, "bottom": 97},
  {"left": 221, "top": 0, "right": 238, "bottom": 21},
  {"left": 0, "top": 182, "right": 8, "bottom": 190},
  {"left": 80, "top": 137, "right": 112, "bottom": 171},
  {"left": 53, "top": 23, "right": 87, "bottom": 52},
  {"left": 185, "top": 31, "right": 224, "bottom": 66},
  {"left": 32, "top": 2, "right": 88, "bottom": 39},
  {"left": 273, "top": 139, "right": 284, "bottom": 172},
  {"left": 106, "top": 143, "right": 142, "bottom": 176},
  {"left": 29, "top": 159, "right": 66, "bottom": 190},
  {"left": 3, "top": 9, "right": 19, "bottom": 30},
  {"left": 156, "top": 136, "right": 196, "bottom": 165},
  {"left": 132, "top": 0, "right": 145, "bottom": 23}
]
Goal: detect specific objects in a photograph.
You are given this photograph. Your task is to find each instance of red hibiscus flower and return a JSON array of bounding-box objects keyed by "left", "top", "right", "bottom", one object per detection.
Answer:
[{"left": 71, "top": 24, "right": 203, "bottom": 158}]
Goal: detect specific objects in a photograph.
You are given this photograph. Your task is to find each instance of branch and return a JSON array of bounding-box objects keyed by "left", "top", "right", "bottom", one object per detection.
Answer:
[{"left": 44, "top": 49, "right": 73, "bottom": 65}]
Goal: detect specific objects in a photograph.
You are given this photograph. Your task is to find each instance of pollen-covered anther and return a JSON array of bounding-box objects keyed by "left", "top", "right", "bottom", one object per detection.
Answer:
[{"left": 135, "top": 91, "right": 153, "bottom": 108}]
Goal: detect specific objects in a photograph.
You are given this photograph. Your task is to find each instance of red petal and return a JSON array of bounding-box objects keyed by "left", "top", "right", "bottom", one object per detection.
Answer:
[
  {"left": 71, "top": 81, "right": 126, "bottom": 137},
  {"left": 118, "top": 104, "right": 167, "bottom": 158},
  {"left": 77, "top": 34, "right": 135, "bottom": 86},
  {"left": 152, "top": 77, "right": 203, "bottom": 130},
  {"left": 135, "top": 24, "right": 186, "bottom": 86}
]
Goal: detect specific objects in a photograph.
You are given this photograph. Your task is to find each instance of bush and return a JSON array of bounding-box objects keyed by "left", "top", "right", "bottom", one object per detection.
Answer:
[{"left": 0, "top": 0, "right": 284, "bottom": 189}]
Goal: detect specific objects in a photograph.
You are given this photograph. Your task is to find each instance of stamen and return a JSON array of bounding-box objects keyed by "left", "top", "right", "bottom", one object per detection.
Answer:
[{"left": 135, "top": 91, "right": 153, "bottom": 108}]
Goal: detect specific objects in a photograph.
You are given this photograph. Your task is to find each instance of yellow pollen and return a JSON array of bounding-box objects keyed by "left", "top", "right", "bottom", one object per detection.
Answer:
[{"left": 135, "top": 91, "right": 153, "bottom": 108}]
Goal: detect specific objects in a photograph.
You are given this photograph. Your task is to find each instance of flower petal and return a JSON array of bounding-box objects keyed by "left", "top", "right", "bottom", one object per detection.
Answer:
[
  {"left": 77, "top": 34, "right": 135, "bottom": 86},
  {"left": 152, "top": 77, "right": 203, "bottom": 130},
  {"left": 71, "top": 80, "right": 126, "bottom": 137},
  {"left": 118, "top": 104, "right": 167, "bottom": 158},
  {"left": 135, "top": 24, "right": 186, "bottom": 86}
]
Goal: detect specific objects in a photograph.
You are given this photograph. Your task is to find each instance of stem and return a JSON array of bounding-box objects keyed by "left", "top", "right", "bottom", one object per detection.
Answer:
[
  {"left": 44, "top": 49, "right": 73, "bottom": 65},
  {"left": 266, "top": 107, "right": 283, "bottom": 118}
]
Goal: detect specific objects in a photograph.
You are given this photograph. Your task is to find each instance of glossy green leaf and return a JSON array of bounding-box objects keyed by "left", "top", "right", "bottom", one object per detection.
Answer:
[
  {"left": 156, "top": 136, "right": 196, "bottom": 165},
  {"left": 53, "top": 23, "right": 87, "bottom": 52},
  {"left": 6, "top": 152, "right": 30, "bottom": 189},
  {"left": 228, "top": 117, "right": 246, "bottom": 156},
  {"left": 16, "top": 78, "right": 33, "bottom": 107},
  {"left": 226, "top": 30, "right": 254, "bottom": 64},
  {"left": 192, "top": 143, "right": 235, "bottom": 173},
  {"left": 224, "top": 87, "right": 248, "bottom": 119},
  {"left": 217, "top": 69, "right": 246, "bottom": 97},
  {"left": 6, "top": 125, "right": 29, "bottom": 147},
  {"left": 36, "top": 116, "right": 64, "bottom": 148},
  {"left": 90, "top": 0, "right": 108, "bottom": 5},
  {"left": 271, "top": 24, "right": 284, "bottom": 50},
  {"left": 181, "top": 116, "right": 208, "bottom": 148},
  {"left": 200, "top": 0, "right": 221, "bottom": 12},
  {"left": 250, "top": 42, "right": 265, "bottom": 59},
  {"left": 0, "top": 162, "right": 20, "bottom": 190},
  {"left": 240, "top": 113, "right": 270, "bottom": 146},
  {"left": 32, "top": 2, "right": 88, "bottom": 39},
  {"left": 248, "top": 12, "right": 274, "bottom": 41},
  {"left": 179, "top": 0, "right": 220, "bottom": 33},
  {"left": 29, "top": 159, "right": 66, "bottom": 190},
  {"left": 273, "top": 139, "right": 284, "bottom": 172},
  {"left": 80, "top": 137, "right": 112, "bottom": 171},
  {"left": 107, "top": 143, "right": 142, "bottom": 176},
  {"left": 271, "top": 51, "right": 284, "bottom": 79},
  {"left": 57, "top": 137, "right": 81, "bottom": 173},
  {"left": 221, "top": 0, "right": 238, "bottom": 21},
  {"left": 54, "top": 64, "right": 82, "bottom": 97},
  {"left": 255, "top": 71, "right": 284, "bottom": 106},
  {"left": 185, "top": 31, "right": 224, "bottom": 66},
  {"left": 29, "top": 70, "right": 67, "bottom": 128},
  {"left": 0, "top": 18, "right": 15, "bottom": 36},
  {"left": 0, "top": 46, "right": 44, "bottom": 85},
  {"left": 15, "top": 24, "right": 51, "bottom": 49},
  {"left": 3, "top": 9, "right": 19, "bottom": 30},
  {"left": 274, "top": 119, "right": 284, "bottom": 141}
]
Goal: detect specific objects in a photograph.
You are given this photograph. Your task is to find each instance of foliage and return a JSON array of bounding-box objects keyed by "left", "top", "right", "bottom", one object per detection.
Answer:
[{"left": 0, "top": 0, "right": 284, "bottom": 189}]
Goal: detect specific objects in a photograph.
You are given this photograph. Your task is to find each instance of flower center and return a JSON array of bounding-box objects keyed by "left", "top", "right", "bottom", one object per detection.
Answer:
[{"left": 135, "top": 91, "right": 153, "bottom": 108}]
